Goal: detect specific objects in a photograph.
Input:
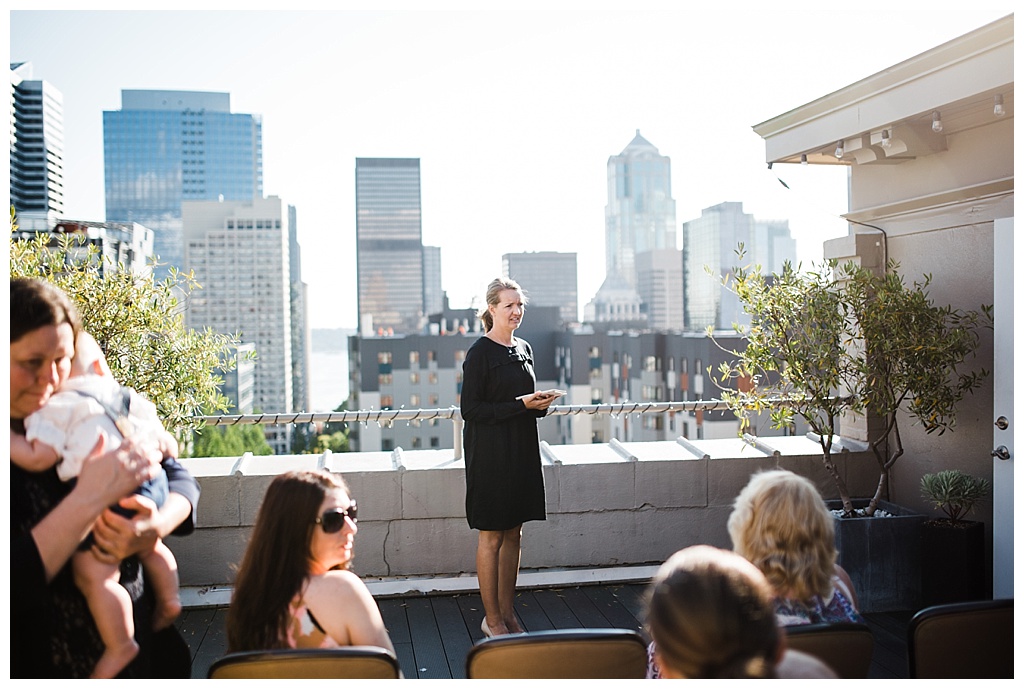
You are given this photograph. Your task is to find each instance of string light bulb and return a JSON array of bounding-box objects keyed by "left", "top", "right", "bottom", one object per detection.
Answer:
[
  {"left": 880, "top": 129, "right": 891, "bottom": 149},
  {"left": 834, "top": 141, "right": 844, "bottom": 159},
  {"left": 931, "top": 111, "right": 943, "bottom": 133},
  {"left": 994, "top": 94, "right": 1005, "bottom": 117},
  {"left": 801, "top": 154, "right": 808, "bottom": 165}
]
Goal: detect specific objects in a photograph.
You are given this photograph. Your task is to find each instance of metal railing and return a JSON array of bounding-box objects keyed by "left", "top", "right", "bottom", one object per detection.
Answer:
[{"left": 198, "top": 398, "right": 812, "bottom": 460}]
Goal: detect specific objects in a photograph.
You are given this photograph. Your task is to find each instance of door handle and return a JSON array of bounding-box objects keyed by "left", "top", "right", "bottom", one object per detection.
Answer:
[{"left": 991, "top": 446, "right": 1011, "bottom": 460}]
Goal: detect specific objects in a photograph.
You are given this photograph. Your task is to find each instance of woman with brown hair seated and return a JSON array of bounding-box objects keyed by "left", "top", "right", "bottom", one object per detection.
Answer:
[{"left": 226, "top": 469, "right": 397, "bottom": 664}]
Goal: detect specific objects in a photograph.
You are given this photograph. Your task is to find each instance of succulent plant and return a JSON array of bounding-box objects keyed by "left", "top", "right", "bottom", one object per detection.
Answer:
[{"left": 920, "top": 470, "right": 991, "bottom": 524}]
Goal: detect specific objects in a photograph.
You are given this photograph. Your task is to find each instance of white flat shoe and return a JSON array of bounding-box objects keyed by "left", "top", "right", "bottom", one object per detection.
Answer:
[{"left": 481, "top": 618, "right": 493, "bottom": 638}]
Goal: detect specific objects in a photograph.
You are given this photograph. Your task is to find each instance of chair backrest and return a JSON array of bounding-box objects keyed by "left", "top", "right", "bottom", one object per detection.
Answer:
[
  {"left": 908, "top": 598, "right": 1013, "bottom": 678},
  {"left": 465, "top": 628, "right": 648, "bottom": 679},
  {"left": 207, "top": 646, "right": 401, "bottom": 679},
  {"left": 783, "top": 622, "right": 875, "bottom": 679}
]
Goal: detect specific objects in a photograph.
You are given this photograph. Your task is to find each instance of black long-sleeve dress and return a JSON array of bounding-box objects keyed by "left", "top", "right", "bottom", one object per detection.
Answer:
[{"left": 460, "top": 336, "right": 547, "bottom": 531}]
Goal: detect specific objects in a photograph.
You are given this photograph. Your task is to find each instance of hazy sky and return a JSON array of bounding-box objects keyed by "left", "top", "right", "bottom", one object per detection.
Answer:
[{"left": 8, "top": 6, "right": 1013, "bottom": 329}]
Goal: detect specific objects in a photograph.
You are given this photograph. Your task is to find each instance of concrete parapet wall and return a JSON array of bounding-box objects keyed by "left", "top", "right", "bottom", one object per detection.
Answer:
[{"left": 171, "top": 436, "right": 876, "bottom": 588}]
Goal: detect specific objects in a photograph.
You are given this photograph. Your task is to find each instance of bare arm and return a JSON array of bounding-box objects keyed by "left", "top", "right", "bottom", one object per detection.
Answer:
[
  {"left": 31, "top": 436, "right": 158, "bottom": 582},
  {"left": 9, "top": 428, "right": 61, "bottom": 472}
]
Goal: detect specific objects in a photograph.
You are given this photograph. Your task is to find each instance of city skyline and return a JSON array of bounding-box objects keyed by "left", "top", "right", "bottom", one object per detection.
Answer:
[{"left": 7, "top": 8, "right": 1012, "bottom": 329}]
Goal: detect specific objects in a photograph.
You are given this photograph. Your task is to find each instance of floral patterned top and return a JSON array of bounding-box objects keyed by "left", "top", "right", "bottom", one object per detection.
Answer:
[{"left": 773, "top": 575, "right": 863, "bottom": 626}]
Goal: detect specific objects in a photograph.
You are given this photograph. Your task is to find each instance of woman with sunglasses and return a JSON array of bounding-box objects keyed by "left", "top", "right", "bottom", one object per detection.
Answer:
[{"left": 226, "top": 470, "right": 397, "bottom": 660}]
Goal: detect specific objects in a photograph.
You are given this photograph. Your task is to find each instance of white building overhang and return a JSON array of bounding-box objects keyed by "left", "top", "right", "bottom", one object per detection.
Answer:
[{"left": 752, "top": 15, "right": 1013, "bottom": 168}]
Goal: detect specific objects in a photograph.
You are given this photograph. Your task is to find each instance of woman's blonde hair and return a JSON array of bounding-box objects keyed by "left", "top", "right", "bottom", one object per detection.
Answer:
[
  {"left": 727, "top": 469, "right": 836, "bottom": 601},
  {"left": 478, "top": 277, "right": 526, "bottom": 332},
  {"left": 646, "top": 545, "right": 779, "bottom": 679}
]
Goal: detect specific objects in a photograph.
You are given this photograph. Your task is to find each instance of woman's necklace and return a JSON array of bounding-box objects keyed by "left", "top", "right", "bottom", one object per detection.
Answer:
[{"left": 486, "top": 331, "right": 516, "bottom": 351}]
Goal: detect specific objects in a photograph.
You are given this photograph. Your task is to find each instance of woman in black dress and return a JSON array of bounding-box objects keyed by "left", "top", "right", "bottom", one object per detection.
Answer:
[{"left": 461, "top": 277, "right": 558, "bottom": 637}]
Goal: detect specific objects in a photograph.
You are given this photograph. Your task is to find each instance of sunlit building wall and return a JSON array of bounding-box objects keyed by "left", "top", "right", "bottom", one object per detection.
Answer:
[
  {"left": 10, "top": 62, "right": 64, "bottom": 217},
  {"left": 183, "top": 196, "right": 292, "bottom": 453}
]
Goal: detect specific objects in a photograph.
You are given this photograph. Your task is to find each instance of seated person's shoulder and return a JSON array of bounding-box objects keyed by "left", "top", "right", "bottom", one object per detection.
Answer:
[{"left": 307, "top": 569, "right": 369, "bottom": 600}]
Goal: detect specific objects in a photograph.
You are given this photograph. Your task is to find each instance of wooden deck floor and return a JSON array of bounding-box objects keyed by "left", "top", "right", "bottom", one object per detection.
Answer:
[{"left": 177, "top": 583, "right": 911, "bottom": 679}]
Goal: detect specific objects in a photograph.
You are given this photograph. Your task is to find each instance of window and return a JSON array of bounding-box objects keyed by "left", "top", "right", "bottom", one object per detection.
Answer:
[
  {"left": 381, "top": 395, "right": 393, "bottom": 409},
  {"left": 382, "top": 438, "right": 394, "bottom": 451},
  {"left": 430, "top": 437, "right": 440, "bottom": 448},
  {"left": 411, "top": 437, "right": 422, "bottom": 448},
  {"left": 410, "top": 372, "right": 419, "bottom": 384},
  {"left": 378, "top": 352, "right": 393, "bottom": 364},
  {"left": 378, "top": 373, "right": 393, "bottom": 386},
  {"left": 428, "top": 372, "right": 438, "bottom": 385},
  {"left": 410, "top": 394, "right": 421, "bottom": 406},
  {"left": 409, "top": 351, "right": 420, "bottom": 366}
]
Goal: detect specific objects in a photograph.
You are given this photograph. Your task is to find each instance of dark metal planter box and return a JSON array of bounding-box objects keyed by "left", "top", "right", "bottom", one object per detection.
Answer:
[
  {"left": 920, "top": 519, "right": 986, "bottom": 606},
  {"left": 828, "top": 499, "right": 926, "bottom": 614}
]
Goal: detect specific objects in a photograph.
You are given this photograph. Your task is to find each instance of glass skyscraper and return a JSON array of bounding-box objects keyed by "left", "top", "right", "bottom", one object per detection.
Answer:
[
  {"left": 103, "top": 90, "right": 262, "bottom": 277},
  {"left": 355, "top": 158, "right": 424, "bottom": 335},
  {"left": 605, "top": 130, "right": 677, "bottom": 288}
]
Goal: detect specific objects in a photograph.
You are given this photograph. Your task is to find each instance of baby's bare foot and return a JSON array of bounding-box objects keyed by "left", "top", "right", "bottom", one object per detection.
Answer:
[{"left": 91, "top": 638, "right": 139, "bottom": 679}]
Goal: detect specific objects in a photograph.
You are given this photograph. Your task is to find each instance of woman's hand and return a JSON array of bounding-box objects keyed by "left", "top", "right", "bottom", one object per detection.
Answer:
[
  {"left": 91, "top": 494, "right": 165, "bottom": 563},
  {"left": 30, "top": 436, "right": 159, "bottom": 582},
  {"left": 76, "top": 436, "right": 160, "bottom": 510},
  {"left": 520, "top": 391, "right": 556, "bottom": 411}
]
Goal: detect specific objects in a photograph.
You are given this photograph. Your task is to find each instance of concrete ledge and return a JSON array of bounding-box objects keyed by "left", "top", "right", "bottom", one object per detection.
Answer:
[{"left": 174, "top": 436, "right": 875, "bottom": 588}]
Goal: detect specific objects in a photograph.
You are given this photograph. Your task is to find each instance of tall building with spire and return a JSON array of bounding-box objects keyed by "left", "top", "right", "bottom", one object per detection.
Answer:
[
  {"left": 586, "top": 131, "right": 679, "bottom": 328},
  {"left": 10, "top": 62, "right": 65, "bottom": 219},
  {"left": 605, "top": 130, "right": 677, "bottom": 288},
  {"left": 103, "top": 90, "right": 262, "bottom": 278}
]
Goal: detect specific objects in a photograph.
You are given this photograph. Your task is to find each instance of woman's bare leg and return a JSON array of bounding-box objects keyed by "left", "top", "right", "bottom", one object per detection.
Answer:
[
  {"left": 477, "top": 530, "right": 510, "bottom": 635},
  {"left": 497, "top": 526, "right": 524, "bottom": 632}
]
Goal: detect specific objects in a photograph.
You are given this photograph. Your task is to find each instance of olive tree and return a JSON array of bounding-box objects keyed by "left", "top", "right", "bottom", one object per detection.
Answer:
[
  {"left": 710, "top": 249, "right": 990, "bottom": 517},
  {"left": 10, "top": 222, "right": 244, "bottom": 437}
]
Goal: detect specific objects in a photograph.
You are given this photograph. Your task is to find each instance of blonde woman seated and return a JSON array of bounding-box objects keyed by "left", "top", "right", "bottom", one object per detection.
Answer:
[
  {"left": 226, "top": 470, "right": 398, "bottom": 665},
  {"left": 727, "top": 469, "right": 863, "bottom": 627},
  {"left": 646, "top": 545, "right": 836, "bottom": 679}
]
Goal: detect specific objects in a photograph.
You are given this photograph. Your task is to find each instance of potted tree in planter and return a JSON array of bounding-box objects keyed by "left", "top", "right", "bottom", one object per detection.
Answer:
[
  {"left": 919, "top": 470, "right": 991, "bottom": 605},
  {"left": 710, "top": 252, "right": 990, "bottom": 611}
]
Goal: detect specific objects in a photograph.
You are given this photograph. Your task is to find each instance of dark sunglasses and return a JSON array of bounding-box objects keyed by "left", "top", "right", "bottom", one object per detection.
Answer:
[{"left": 315, "top": 503, "right": 358, "bottom": 533}]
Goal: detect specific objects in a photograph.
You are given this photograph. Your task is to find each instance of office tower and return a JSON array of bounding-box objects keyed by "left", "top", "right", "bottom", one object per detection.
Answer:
[
  {"left": 355, "top": 158, "right": 424, "bottom": 335},
  {"left": 751, "top": 219, "right": 798, "bottom": 274},
  {"left": 183, "top": 196, "right": 292, "bottom": 454},
  {"left": 636, "top": 248, "right": 684, "bottom": 331},
  {"left": 10, "top": 62, "right": 64, "bottom": 218},
  {"left": 682, "top": 201, "right": 754, "bottom": 332},
  {"left": 502, "top": 251, "right": 579, "bottom": 325},
  {"left": 103, "top": 90, "right": 262, "bottom": 278},
  {"left": 423, "top": 245, "right": 444, "bottom": 318},
  {"left": 604, "top": 130, "right": 677, "bottom": 288},
  {"left": 289, "top": 204, "right": 311, "bottom": 414}
]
